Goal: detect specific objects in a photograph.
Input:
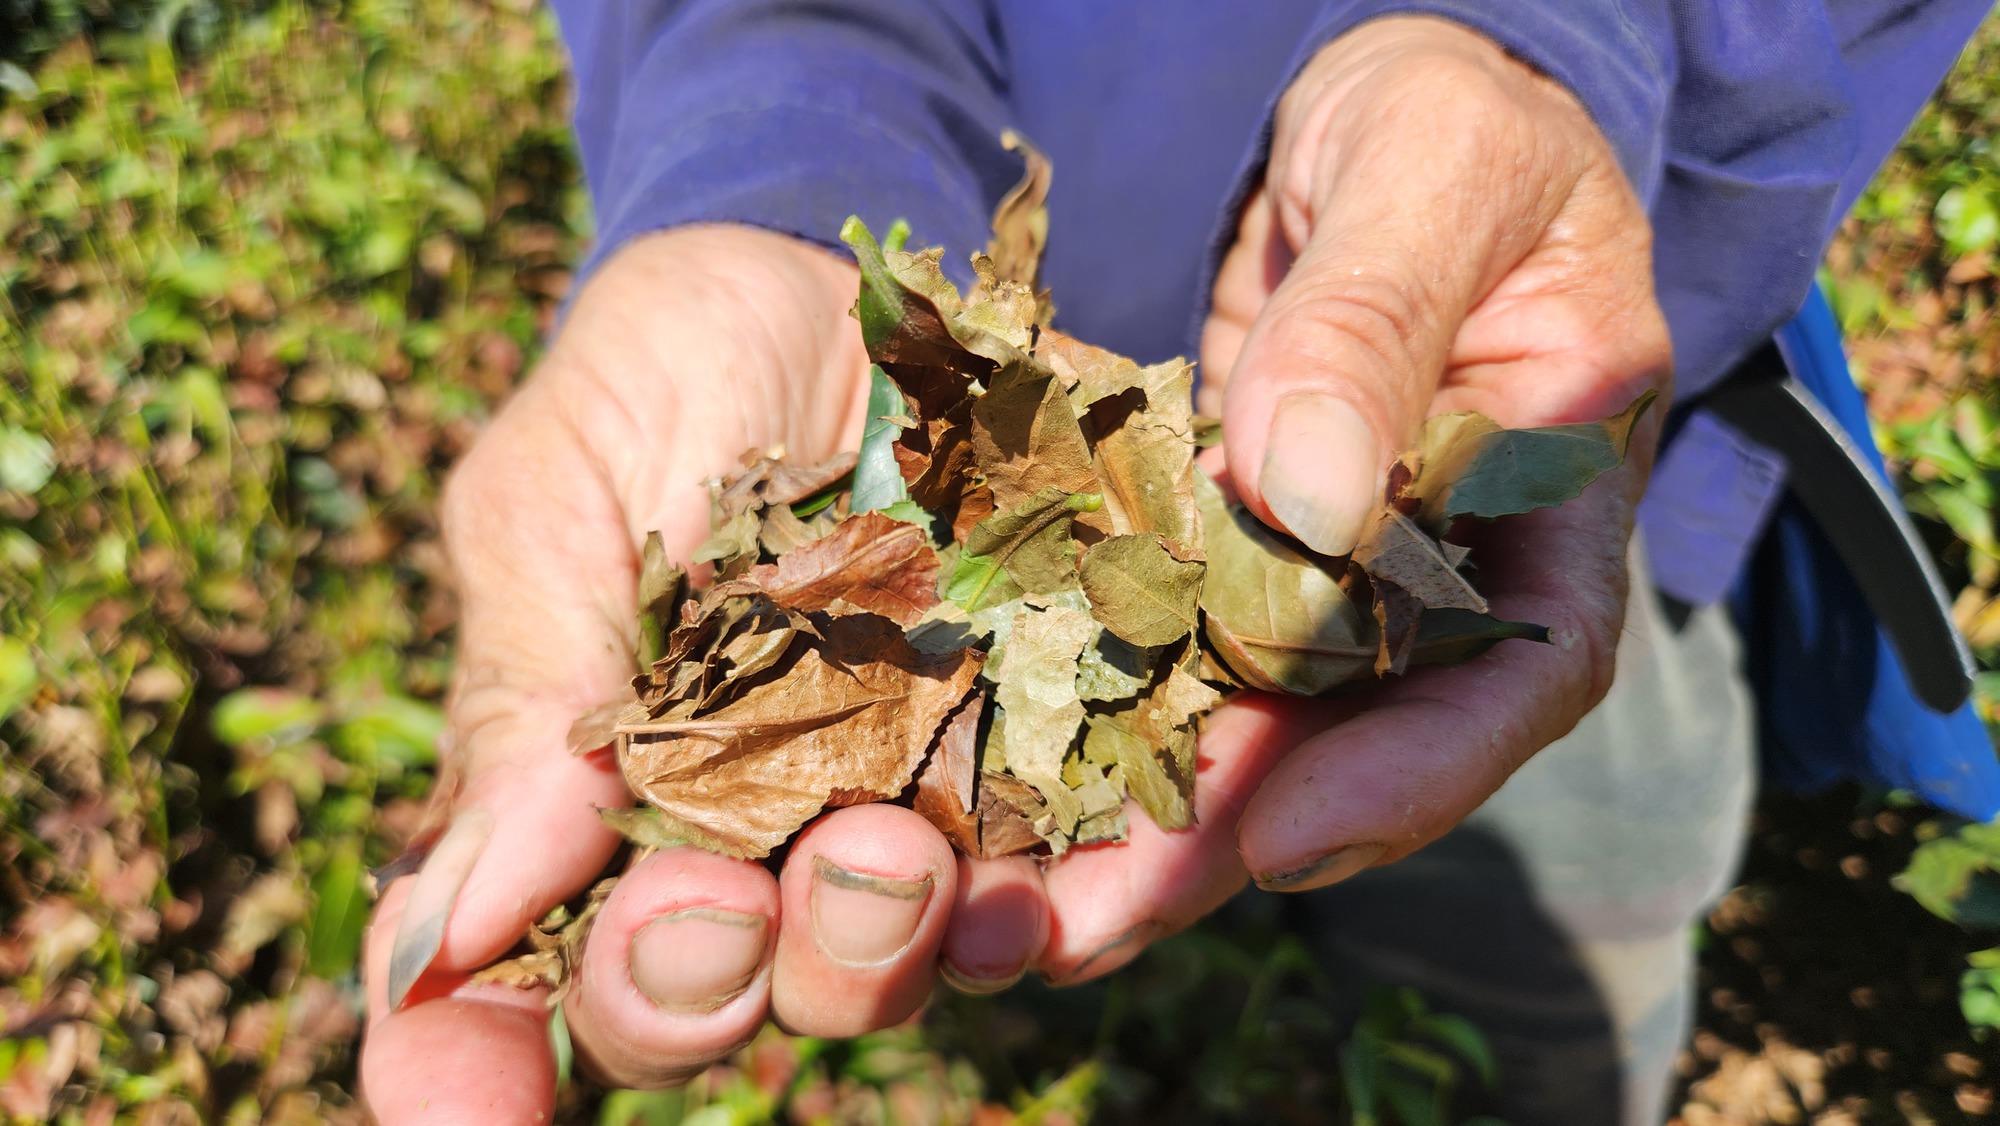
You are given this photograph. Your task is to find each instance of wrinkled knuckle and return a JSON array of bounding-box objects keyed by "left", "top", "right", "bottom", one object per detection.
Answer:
[{"left": 1271, "top": 267, "right": 1432, "bottom": 392}]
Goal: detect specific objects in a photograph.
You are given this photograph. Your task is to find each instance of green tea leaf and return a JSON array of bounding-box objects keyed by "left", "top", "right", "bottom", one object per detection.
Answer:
[
  {"left": 1409, "top": 390, "right": 1657, "bottom": 528},
  {"left": 0, "top": 637, "right": 37, "bottom": 723},
  {"left": 841, "top": 216, "right": 905, "bottom": 348},
  {"left": 306, "top": 844, "right": 370, "bottom": 979},
  {"left": 1079, "top": 533, "right": 1203, "bottom": 647},
  {"left": 0, "top": 426, "right": 55, "bottom": 494},
  {"left": 853, "top": 364, "right": 912, "bottom": 513}
]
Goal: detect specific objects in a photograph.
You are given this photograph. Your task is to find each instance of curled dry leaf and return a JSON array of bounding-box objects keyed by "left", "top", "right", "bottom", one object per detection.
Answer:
[
  {"left": 714, "top": 511, "right": 940, "bottom": 627},
  {"left": 1194, "top": 472, "right": 1375, "bottom": 695},
  {"left": 619, "top": 613, "right": 981, "bottom": 858}
]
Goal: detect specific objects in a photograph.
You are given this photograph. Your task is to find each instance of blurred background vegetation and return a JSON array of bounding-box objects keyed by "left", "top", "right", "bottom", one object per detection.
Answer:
[{"left": 3, "top": 2, "right": 2000, "bottom": 1123}]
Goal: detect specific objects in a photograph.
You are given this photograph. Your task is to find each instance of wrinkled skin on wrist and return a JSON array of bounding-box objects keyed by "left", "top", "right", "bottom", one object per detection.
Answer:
[{"left": 360, "top": 16, "right": 1670, "bottom": 1120}]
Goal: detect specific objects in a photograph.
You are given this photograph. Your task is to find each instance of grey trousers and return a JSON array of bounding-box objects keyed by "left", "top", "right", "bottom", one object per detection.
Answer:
[{"left": 1292, "top": 546, "right": 1757, "bottom": 1126}]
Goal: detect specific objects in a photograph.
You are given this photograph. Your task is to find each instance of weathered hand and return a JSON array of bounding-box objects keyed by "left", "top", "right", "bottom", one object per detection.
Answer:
[
  {"left": 1000, "top": 14, "right": 1677, "bottom": 987},
  {"left": 359, "top": 227, "right": 987, "bottom": 1119},
  {"left": 1202, "top": 16, "right": 1672, "bottom": 892}
]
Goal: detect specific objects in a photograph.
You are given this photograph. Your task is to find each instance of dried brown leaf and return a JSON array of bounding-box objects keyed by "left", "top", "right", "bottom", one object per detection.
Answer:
[
  {"left": 618, "top": 614, "right": 982, "bottom": 858},
  {"left": 714, "top": 511, "right": 940, "bottom": 627},
  {"left": 1351, "top": 509, "right": 1488, "bottom": 614},
  {"left": 1194, "top": 472, "right": 1375, "bottom": 694}
]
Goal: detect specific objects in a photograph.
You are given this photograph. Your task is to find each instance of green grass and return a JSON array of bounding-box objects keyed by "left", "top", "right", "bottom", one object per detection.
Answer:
[{"left": 4, "top": 3, "right": 2000, "bottom": 1124}]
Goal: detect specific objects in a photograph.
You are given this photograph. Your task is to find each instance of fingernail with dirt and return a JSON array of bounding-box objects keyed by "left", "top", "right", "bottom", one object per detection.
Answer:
[
  {"left": 629, "top": 908, "right": 770, "bottom": 1012},
  {"left": 1259, "top": 391, "right": 1381, "bottom": 557},
  {"left": 1042, "top": 920, "right": 1161, "bottom": 987},
  {"left": 385, "top": 807, "right": 494, "bottom": 1010},
  {"left": 810, "top": 857, "right": 933, "bottom": 967},
  {"left": 1255, "top": 841, "right": 1388, "bottom": 893}
]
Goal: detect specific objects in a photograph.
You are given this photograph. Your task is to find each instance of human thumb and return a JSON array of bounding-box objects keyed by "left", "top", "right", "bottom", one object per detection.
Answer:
[{"left": 1220, "top": 219, "right": 1471, "bottom": 556}]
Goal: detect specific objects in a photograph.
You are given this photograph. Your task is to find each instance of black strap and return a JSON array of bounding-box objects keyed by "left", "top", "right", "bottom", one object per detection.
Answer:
[{"left": 1704, "top": 342, "right": 1975, "bottom": 713}]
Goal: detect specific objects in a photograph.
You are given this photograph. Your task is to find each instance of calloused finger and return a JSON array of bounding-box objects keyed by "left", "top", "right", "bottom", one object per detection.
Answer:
[
  {"left": 771, "top": 803, "right": 957, "bottom": 1036},
  {"left": 361, "top": 878, "right": 560, "bottom": 1125},
  {"left": 561, "top": 846, "right": 780, "bottom": 1089},
  {"left": 1033, "top": 692, "right": 1357, "bottom": 985},
  {"left": 938, "top": 855, "right": 1049, "bottom": 994}
]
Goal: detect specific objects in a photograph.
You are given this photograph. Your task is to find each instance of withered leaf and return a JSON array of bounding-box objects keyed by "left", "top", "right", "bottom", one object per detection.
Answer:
[
  {"left": 713, "top": 448, "right": 858, "bottom": 519},
  {"left": 975, "top": 770, "right": 1052, "bottom": 858},
  {"left": 598, "top": 804, "right": 744, "bottom": 857},
  {"left": 692, "top": 508, "right": 760, "bottom": 573},
  {"left": 896, "top": 398, "right": 980, "bottom": 515},
  {"left": 1351, "top": 509, "right": 1488, "bottom": 614},
  {"left": 1062, "top": 757, "right": 1128, "bottom": 844},
  {"left": 617, "top": 613, "right": 982, "bottom": 858},
  {"left": 946, "top": 487, "right": 1100, "bottom": 610},
  {"left": 469, "top": 878, "right": 613, "bottom": 1002},
  {"left": 757, "top": 502, "right": 827, "bottom": 557},
  {"left": 714, "top": 511, "right": 940, "bottom": 627},
  {"left": 913, "top": 690, "right": 989, "bottom": 852},
  {"left": 987, "top": 129, "right": 1053, "bottom": 292},
  {"left": 1075, "top": 627, "right": 1153, "bottom": 702},
  {"left": 638, "top": 531, "right": 687, "bottom": 665},
  {"left": 1194, "top": 472, "right": 1375, "bottom": 695},
  {"left": 992, "top": 602, "right": 1094, "bottom": 833},
  {"left": 1040, "top": 332, "right": 1200, "bottom": 551},
  {"left": 971, "top": 371, "right": 1103, "bottom": 522},
  {"left": 1084, "top": 714, "right": 1185, "bottom": 831},
  {"left": 1371, "top": 580, "right": 1424, "bottom": 677},
  {"left": 1408, "top": 608, "right": 1551, "bottom": 668},
  {"left": 568, "top": 695, "right": 641, "bottom": 756},
  {"left": 1407, "top": 390, "right": 1658, "bottom": 530},
  {"left": 1078, "top": 533, "right": 1203, "bottom": 647}
]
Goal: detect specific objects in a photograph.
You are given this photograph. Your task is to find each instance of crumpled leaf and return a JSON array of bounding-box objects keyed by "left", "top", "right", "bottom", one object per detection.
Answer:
[
  {"left": 1041, "top": 332, "right": 1201, "bottom": 552},
  {"left": 1083, "top": 661, "right": 1216, "bottom": 832},
  {"left": 1194, "top": 472, "right": 1375, "bottom": 694},
  {"left": 912, "top": 689, "right": 1041, "bottom": 859},
  {"left": 1075, "top": 627, "right": 1153, "bottom": 702},
  {"left": 637, "top": 531, "right": 688, "bottom": 664},
  {"left": 991, "top": 602, "right": 1095, "bottom": 836},
  {"left": 598, "top": 804, "right": 745, "bottom": 858},
  {"left": 567, "top": 695, "right": 641, "bottom": 756},
  {"left": 945, "top": 487, "right": 1101, "bottom": 610},
  {"left": 469, "top": 879, "right": 614, "bottom": 1003},
  {"left": 1371, "top": 581, "right": 1424, "bottom": 676},
  {"left": 1406, "top": 390, "right": 1658, "bottom": 530},
  {"left": 714, "top": 448, "right": 858, "bottom": 519},
  {"left": 1351, "top": 509, "right": 1486, "bottom": 614},
  {"left": 618, "top": 613, "right": 981, "bottom": 858},
  {"left": 1079, "top": 533, "right": 1203, "bottom": 647},
  {"left": 714, "top": 511, "right": 939, "bottom": 627},
  {"left": 971, "top": 370, "right": 1104, "bottom": 526}
]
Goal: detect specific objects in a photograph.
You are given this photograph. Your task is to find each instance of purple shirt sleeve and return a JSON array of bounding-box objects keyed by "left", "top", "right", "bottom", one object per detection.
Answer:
[{"left": 549, "top": 0, "right": 1021, "bottom": 284}]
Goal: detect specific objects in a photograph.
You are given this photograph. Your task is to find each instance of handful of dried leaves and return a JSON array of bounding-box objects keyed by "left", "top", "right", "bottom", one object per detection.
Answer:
[{"left": 564, "top": 144, "right": 1654, "bottom": 870}]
